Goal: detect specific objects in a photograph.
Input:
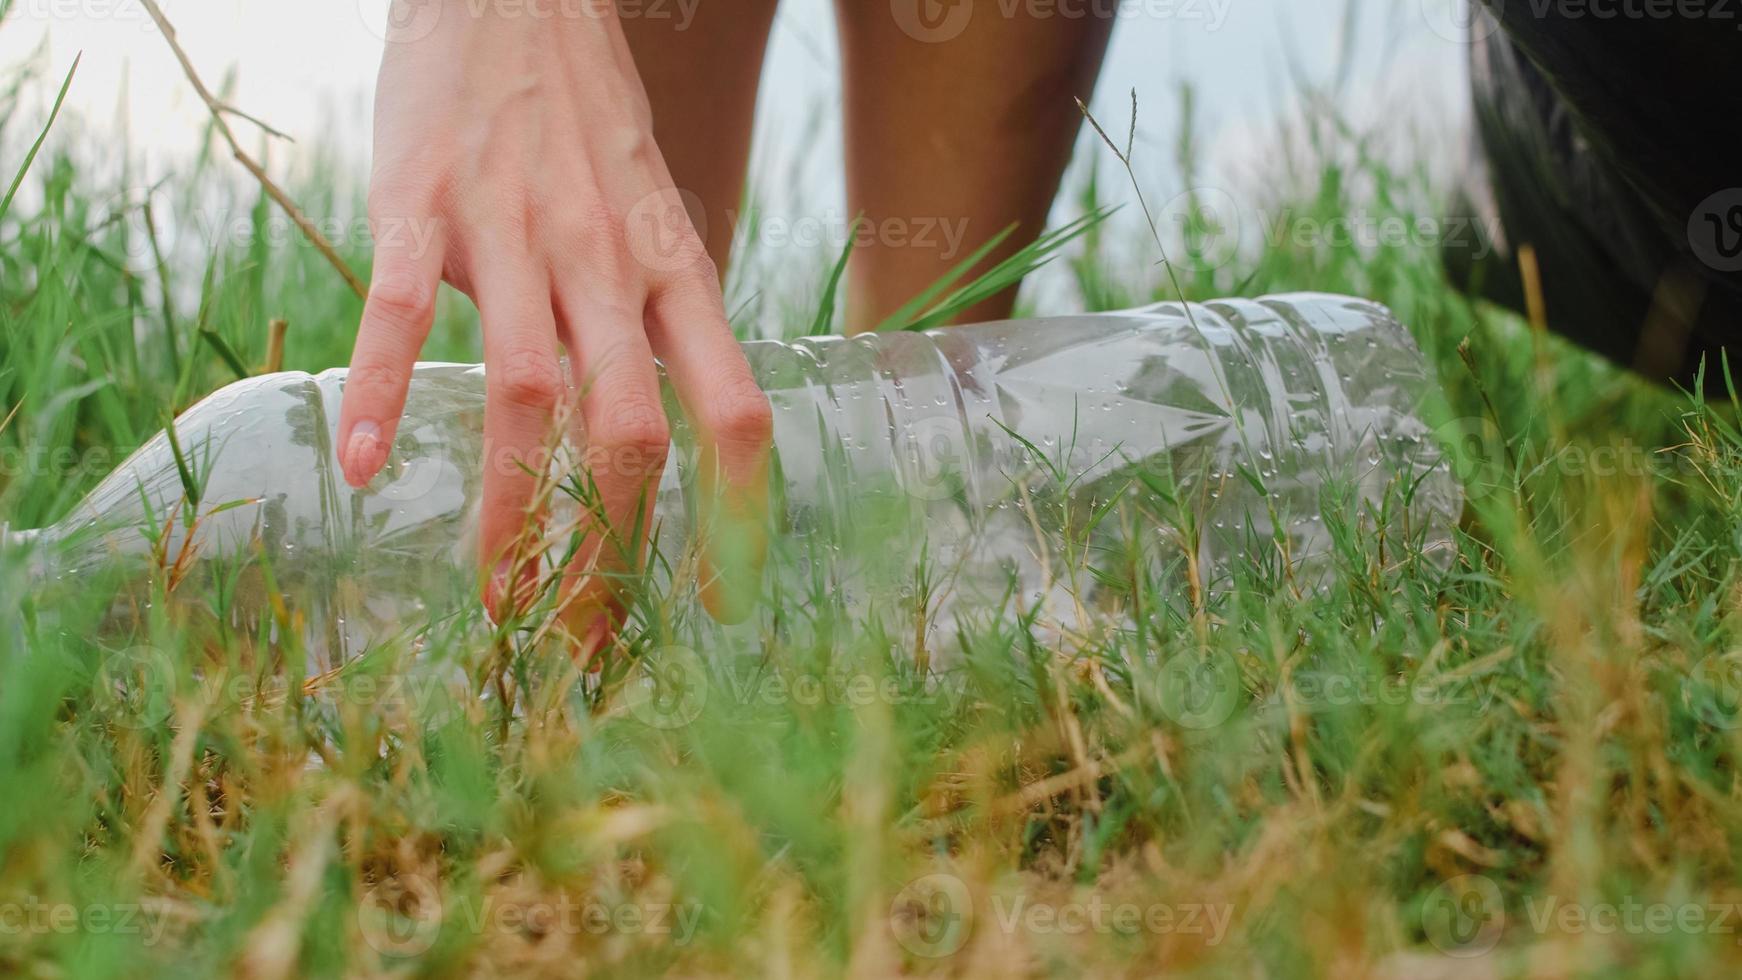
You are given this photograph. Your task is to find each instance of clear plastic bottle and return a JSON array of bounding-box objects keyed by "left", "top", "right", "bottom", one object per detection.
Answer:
[{"left": 3, "top": 293, "right": 1460, "bottom": 664}]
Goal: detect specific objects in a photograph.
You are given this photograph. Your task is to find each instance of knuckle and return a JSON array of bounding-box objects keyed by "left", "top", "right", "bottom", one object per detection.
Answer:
[
  {"left": 585, "top": 298, "right": 647, "bottom": 329},
  {"left": 596, "top": 395, "right": 671, "bottom": 455},
  {"left": 366, "top": 171, "right": 440, "bottom": 224},
  {"left": 347, "top": 361, "right": 405, "bottom": 396},
  {"left": 496, "top": 199, "right": 533, "bottom": 239},
  {"left": 665, "top": 251, "right": 720, "bottom": 290},
  {"left": 704, "top": 378, "right": 774, "bottom": 449},
  {"left": 366, "top": 273, "right": 436, "bottom": 337},
  {"left": 566, "top": 207, "right": 638, "bottom": 281},
  {"left": 453, "top": 185, "right": 532, "bottom": 243},
  {"left": 625, "top": 197, "right": 708, "bottom": 274},
  {"left": 495, "top": 349, "right": 565, "bottom": 411},
  {"left": 646, "top": 228, "right": 709, "bottom": 272},
  {"left": 578, "top": 199, "right": 628, "bottom": 238}
]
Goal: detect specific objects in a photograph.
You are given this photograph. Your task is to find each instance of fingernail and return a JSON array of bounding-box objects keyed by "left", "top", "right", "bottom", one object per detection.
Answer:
[
  {"left": 488, "top": 558, "right": 515, "bottom": 621},
  {"left": 578, "top": 617, "right": 610, "bottom": 668},
  {"left": 342, "top": 420, "right": 385, "bottom": 487}
]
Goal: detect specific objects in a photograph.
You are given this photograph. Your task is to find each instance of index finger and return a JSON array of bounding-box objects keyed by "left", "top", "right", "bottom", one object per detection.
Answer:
[{"left": 337, "top": 217, "right": 446, "bottom": 487}]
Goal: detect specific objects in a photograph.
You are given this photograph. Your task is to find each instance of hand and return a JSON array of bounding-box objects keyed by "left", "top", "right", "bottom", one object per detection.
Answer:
[{"left": 337, "top": 0, "right": 773, "bottom": 654}]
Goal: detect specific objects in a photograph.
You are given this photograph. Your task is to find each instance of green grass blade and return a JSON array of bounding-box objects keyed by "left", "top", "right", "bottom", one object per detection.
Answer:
[
  {"left": 199, "top": 329, "right": 250, "bottom": 381},
  {"left": 159, "top": 409, "right": 202, "bottom": 518},
  {"left": 0, "top": 52, "right": 79, "bottom": 225},
  {"left": 872, "top": 223, "right": 1017, "bottom": 333},
  {"left": 809, "top": 214, "right": 862, "bottom": 336},
  {"left": 903, "top": 209, "right": 1110, "bottom": 331}
]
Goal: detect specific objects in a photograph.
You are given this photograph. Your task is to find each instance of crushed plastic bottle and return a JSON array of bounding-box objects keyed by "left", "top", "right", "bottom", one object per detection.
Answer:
[{"left": 3, "top": 293, "right": 1460, "bottom": 664}]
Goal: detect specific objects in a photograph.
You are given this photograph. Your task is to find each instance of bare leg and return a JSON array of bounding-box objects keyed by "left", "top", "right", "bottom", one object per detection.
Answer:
[
  {"left": 617, "top": 0, "right": 781, "bottom": 273},
  {"left": 834, "top": 2, "right": 1114, "bottom": 331}
]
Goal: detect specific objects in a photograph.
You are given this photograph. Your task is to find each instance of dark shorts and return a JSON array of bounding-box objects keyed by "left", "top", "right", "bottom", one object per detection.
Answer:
[{"left": 1452, "top": 0, "right": 1742, "bottom": 387}]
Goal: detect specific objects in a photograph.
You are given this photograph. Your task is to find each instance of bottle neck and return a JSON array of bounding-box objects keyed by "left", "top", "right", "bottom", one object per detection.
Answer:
[{"left": 1, "top": 522, "right": 56, "bottom": 582}]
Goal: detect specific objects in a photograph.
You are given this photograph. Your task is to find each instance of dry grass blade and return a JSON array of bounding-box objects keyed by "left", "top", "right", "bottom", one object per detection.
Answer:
[
  {"left": 264, "top": 317, "right": 288, "bottom": 373},
  {"left": 138, "top": 0, "right": 367, "bottom": 300}
]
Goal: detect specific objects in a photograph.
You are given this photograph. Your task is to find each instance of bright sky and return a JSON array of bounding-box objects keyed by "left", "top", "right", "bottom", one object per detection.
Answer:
[
  {"left": 3, "top": 0, "right": 1475, "bottom": 304},
  {"left": 6, "top": 0, "right": 1469, "bottom": 171}
]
